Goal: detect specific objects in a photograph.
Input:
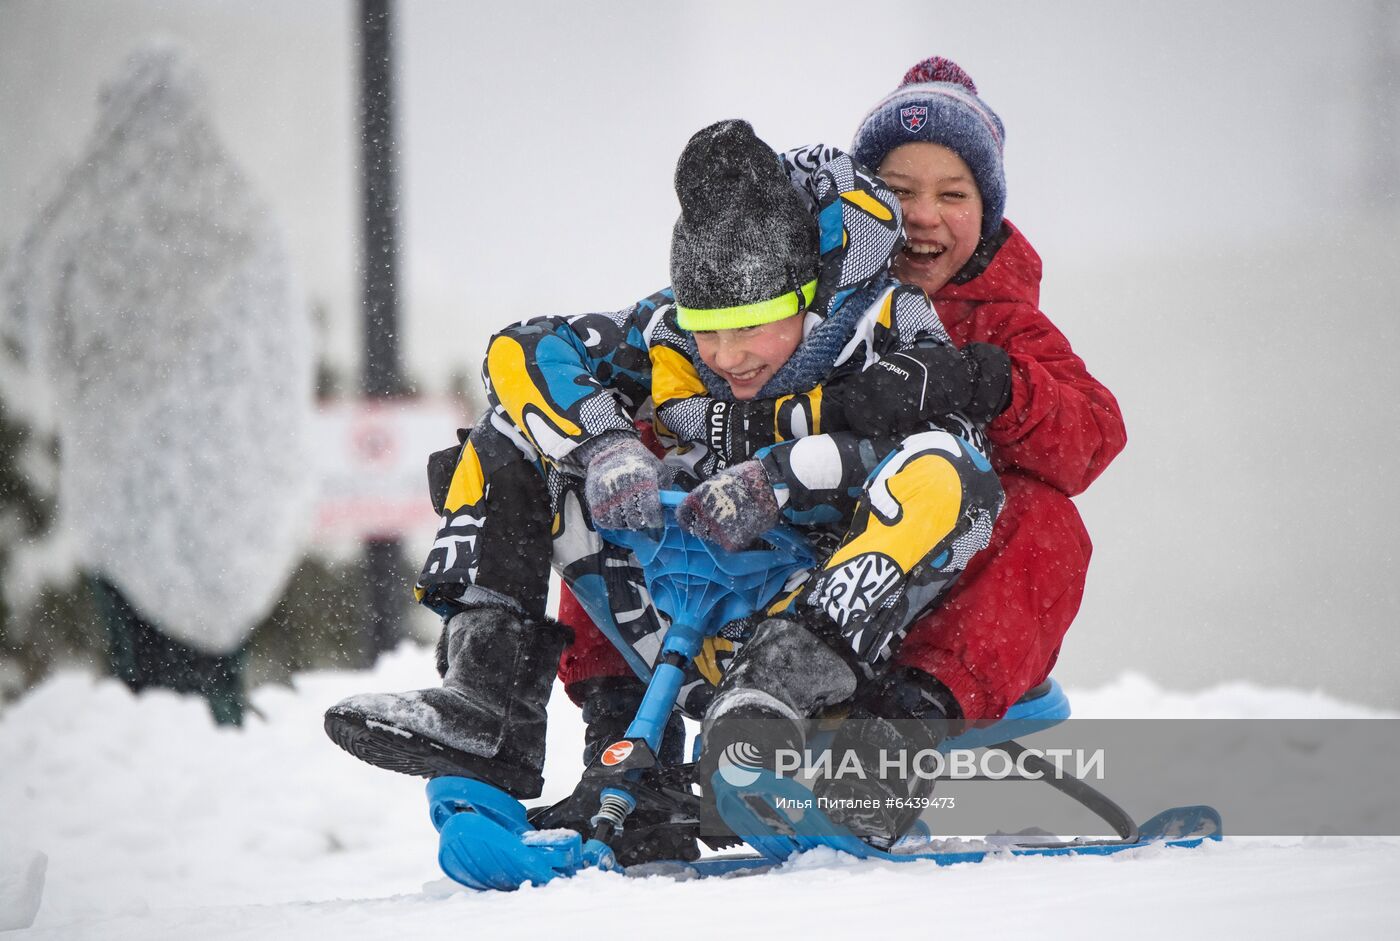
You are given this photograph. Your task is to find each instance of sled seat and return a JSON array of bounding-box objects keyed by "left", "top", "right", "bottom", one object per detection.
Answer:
[
  {"left": 1017, "top": 679, "right": 1053, "bottom": 703},
  {"left": 696, "top": 677, "right": 1071, "bottom": 763},
  {"left": 938, "top": 677, "right": 1070, "bottom": 752}
]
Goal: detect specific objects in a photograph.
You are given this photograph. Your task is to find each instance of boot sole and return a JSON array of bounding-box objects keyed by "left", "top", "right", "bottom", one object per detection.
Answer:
[{"left": 323, "top": 706, "right": 542, "bottom": 796}]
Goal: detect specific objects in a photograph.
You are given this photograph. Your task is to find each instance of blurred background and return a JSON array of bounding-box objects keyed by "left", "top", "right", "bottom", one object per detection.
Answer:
[{"left": 1, "top": 0, "right": 1397, "bottom": 709}]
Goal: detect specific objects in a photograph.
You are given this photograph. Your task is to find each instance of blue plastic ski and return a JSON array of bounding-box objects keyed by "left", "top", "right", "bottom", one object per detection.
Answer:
[
  {"left": 429, "top": 771, "right": 1221, "bottom": 889},
  {"left": 647, "top": 804, "right": 1221, "bottom": 879},
  {"left": 689, "top": 767, "right": 1222, "bottom": 879}
]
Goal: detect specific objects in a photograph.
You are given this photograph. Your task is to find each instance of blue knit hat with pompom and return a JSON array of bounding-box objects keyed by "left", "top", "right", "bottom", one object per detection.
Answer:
[{"left": 851, "top": 57, "right": 1006, "bottom": 239}]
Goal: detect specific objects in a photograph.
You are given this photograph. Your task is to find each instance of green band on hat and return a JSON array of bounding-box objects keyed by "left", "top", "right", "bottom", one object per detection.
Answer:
[{"left": 676, "top": 279, "right": 818, "bottom": 332}]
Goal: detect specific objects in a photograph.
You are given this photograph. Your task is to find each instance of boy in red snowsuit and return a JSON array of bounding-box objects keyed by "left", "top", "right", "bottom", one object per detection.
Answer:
[{"left": 560, "top": 56, "right": 1124, "bottom": 726}]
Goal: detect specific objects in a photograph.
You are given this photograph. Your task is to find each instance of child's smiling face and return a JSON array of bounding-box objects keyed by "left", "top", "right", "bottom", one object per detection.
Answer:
[
  {"left": 693, "top": 313, "right": 805, "bottom": 400},
  {"left": 878, "top": 142, "right": 984, "bottom": 296}
]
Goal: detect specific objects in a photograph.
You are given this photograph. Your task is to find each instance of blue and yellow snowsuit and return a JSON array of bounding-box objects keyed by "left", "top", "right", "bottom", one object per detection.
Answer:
[{"left": 418, "top": 145, "right": 1003, "bottom": 715}]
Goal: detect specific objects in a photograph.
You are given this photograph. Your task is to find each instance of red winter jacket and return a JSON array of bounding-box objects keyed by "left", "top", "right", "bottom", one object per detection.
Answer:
[
  {"left": 934, "top": 220, "right": 1125, "bottom": 496},
  {"left": 885, "top": 219, "right": 1125, "bottom": 720}
]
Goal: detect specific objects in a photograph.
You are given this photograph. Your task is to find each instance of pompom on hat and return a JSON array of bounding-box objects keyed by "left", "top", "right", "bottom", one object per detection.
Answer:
[
  {"left": 851, "top": 56, "right": 1006, "bottom": 239},
  {"left": 670, "top": 119, "right": 819, "bottom": 332}
]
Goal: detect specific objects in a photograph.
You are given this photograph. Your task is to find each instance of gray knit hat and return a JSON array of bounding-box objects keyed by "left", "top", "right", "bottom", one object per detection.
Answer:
[{"left": 670, "top": 120, "right": 818, "bottom": 331}]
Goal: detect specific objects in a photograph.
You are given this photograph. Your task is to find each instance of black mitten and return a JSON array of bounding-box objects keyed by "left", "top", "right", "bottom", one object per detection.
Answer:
[
  {"left": 830, "top": 342, "right": 1013, "bottom": 434},
  {"left": 960, "top": 342, "right": 1013, "bottom": 424},
  {"left": 830, "top": 345, "right": 973, "bottom": 436}
]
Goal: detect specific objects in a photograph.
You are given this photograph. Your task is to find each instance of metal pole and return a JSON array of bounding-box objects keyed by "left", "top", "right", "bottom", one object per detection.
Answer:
[
  {"left": 360, "top": 0, "right": 403, "bottom": 398},
  {"left": 359, "top": 0, "right": 405, "bottom": 658}
]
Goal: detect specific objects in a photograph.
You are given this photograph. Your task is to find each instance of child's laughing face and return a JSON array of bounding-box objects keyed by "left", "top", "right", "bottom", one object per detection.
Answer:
[
  {"left": 693, "top": 313, "right": 805, "bottom": 400},
  {"left": 878, "top": 142, "right": 984, "bottom": 296}
]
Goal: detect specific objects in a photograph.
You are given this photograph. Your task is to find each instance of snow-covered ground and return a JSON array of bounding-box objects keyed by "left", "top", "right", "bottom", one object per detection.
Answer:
[{"left": 3, "top": 646, "right": 1398, "bottom": 939}]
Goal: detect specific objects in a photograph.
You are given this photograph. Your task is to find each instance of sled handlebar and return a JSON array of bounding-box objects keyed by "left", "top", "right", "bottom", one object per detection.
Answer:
[{"left": 598, "top": 490, "right": 815, "bottom": 644}]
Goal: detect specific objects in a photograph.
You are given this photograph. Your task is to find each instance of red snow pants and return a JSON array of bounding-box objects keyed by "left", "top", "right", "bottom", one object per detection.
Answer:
[{"left": 557, "top": 471, "right": 1090, "bottom": 724}]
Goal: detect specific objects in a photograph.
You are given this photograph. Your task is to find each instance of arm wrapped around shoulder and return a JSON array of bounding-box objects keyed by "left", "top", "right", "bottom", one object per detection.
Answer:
[
  {"left": 676, "top": 459, "right": 779, "bottom": 551},
  {"left": 829, "top": 342, "right": 1013, "bottom": 435}
]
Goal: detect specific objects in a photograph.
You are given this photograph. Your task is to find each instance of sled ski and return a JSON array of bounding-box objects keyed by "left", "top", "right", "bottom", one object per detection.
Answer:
[
  {"left": 429, "top": 677, "right": 1222, "bottom": 889},
  {"left": 624, "top": 803, "right": 1222, "bottom": 880}
]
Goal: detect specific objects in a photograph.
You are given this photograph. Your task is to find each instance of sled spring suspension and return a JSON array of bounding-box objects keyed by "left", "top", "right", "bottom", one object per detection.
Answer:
[{"left": 590, "top": 788, "right": 636, "bottom": 842}]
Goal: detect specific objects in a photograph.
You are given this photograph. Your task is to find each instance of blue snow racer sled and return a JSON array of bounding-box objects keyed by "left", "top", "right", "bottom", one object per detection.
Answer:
[{"left": 427, "top": 492, "right": 1221, "bottom": 890}]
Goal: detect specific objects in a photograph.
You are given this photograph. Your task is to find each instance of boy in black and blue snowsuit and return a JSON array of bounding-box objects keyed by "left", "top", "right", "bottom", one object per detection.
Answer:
[{"left": 326, "top": 120, "right": 1010, "bottom": 851}]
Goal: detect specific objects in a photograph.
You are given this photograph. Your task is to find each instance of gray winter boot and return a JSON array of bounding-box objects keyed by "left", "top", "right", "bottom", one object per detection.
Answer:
[
  {"left": 324, "top": 606, "right": 571, "bottom": 799},
  {"left": 696, "top": 616, "right": 858, "bottom": 790},
  {"left": 813, "top": 666, "right": 960, "bottom": 848}
]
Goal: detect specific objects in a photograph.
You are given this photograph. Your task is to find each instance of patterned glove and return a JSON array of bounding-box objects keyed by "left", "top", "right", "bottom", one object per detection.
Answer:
[
  {"left": 676, "top": 459, "right": 780, "bottom": 551},
  {"left": 580, "top": 433, "right": 667, "bottom": 530}
]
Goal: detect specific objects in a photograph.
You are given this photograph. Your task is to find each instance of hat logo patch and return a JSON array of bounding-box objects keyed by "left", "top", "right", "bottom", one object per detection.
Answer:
[{"left": 900, "top": 104, "right": 928, "bottom": 132}]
